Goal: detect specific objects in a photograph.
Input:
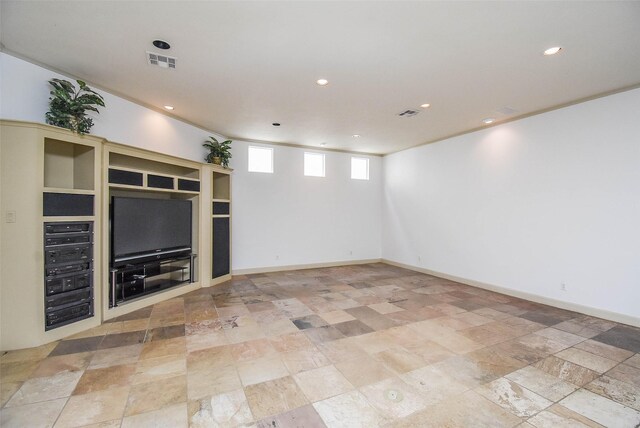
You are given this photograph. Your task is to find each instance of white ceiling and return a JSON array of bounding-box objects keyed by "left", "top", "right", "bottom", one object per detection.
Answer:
[{"left": 2, "top": 1, "right": 640, "bottom": 154}]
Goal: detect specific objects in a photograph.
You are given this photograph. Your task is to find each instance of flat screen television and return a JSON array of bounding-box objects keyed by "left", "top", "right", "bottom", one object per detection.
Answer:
[{"left": 111, "top": 196, "right": 192, "bottom": 266}]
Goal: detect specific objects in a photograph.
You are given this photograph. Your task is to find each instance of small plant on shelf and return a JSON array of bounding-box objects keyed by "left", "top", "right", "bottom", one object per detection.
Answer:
[
  {"left": 45, "top": 78, "right": 105, "bottom": 135},
  {"left": 203, "top": 136, "right": 232, "bottom": 167}
]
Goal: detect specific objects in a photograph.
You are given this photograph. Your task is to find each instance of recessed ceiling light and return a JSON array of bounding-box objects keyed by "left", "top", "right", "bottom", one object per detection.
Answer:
[
  {"left": 543, "top": 46, "right": 562, "bottom": 56},
  {"left": 316, "top": 79, "right": 329, "bottom": 86},
  {"left": 482, "top": 118, "right": 495, "bottom": 124},
  {"left": 352, "top": 134, "right": 361, "bottom": 138},
  {"left": 153, "top": 40, "right": 171, "bottom": 50},
  {"left": 320, "top": 143, "right": 327, "bottom": 147},
  {"left": 272, "top": 123, "right": 281, "bottom": 126},
  {"left": 420, "top": 103, "right": 431, "bottom": 108},
  {"left": 163, "top": 105, "right": 174, "bottom": 110}
]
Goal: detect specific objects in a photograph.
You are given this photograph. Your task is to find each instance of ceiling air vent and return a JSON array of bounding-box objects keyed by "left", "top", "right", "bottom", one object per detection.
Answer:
[
  {"left": 398, "top": 109, "right": 419, "bottom": 118},
  {"left": 146, "top": 51, "right": 176, "bottom": 69}
]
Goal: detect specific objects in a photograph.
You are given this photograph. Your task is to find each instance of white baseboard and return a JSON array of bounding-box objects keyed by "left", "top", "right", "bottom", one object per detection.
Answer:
[
  {"left": 232, "top": 258, "right": 382, "bottom": 276},
  {"left": 382, "top": 259, "right": 640, "bottom": 328}
]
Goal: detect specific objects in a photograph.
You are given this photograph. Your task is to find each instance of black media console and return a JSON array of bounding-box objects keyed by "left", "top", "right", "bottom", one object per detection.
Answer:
[
  {"left": 109, "top": 254, "right": 195, "bottom": 307},
  {"left": 43, "top": 221, "right": 94, "bottom": 330}
]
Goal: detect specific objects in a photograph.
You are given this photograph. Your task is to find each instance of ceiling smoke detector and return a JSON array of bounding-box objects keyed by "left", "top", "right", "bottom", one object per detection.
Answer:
[
  {"left": 146, "top": 51, "right": 176, "bottom": 69},
  {"left": 398, "top": 109, "right": 419, "bottom": 118}
]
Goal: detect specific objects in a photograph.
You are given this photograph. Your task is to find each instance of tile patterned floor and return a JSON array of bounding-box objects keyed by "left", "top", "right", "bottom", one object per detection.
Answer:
[{"left": 1, "top": 263, "right": 640, "bottom": 427}]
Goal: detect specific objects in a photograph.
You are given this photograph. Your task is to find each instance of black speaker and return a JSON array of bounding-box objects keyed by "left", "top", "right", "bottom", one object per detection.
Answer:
[
  {"left": 213, "top": 202, "right": 230, "bottom": 215},
  {"left": 213, "top": 217, "right": 230, "bottom": 278},
  {"left": 108, "top": 168, "right": 143, "bottom": 186},
  {"left": 147, "top": 174, "right": 174, "bottom": 189},
  {"left": 43, "top": 193, "right": 94, "bottom": 216},
  {"left": 178, "top": 179, "right": 200, "bottom": 192}
]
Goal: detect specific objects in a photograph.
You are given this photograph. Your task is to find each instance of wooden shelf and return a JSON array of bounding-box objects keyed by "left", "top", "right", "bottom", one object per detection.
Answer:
[
  {"left": 43, "top": 187, "right": 96, "bottom": 195},
  {"left": 108, "top": 166, "right": 200, "bottom": 194},
  {"left": 109, "top": 152, "right": 199, "bottom": 180},
  {"left": 43, "top": 215, "right": 96, "bottom": 222},
  {"left": 108, "top": 183, "right": 199, "bottom": 195}
]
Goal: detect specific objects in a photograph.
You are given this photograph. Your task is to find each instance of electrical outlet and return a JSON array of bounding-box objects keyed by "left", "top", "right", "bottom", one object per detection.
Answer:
[
  {"left": 417, "top": 255, "right": 421, "bottom": 263},
  {"left": 5, "top": 211, "right": 16, "bottom": 223},
  {"left": 275, "top": 255, "right": 279, "bottom": 260},
  {"left": 349, "top": 250, "right": 353, "bottom": 256},
  {"left": 561, "top": 282, "right": 566, "bottom": 291}
]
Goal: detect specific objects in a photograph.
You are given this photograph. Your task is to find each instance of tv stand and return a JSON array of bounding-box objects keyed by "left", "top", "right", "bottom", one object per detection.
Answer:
[{"left": 109, "top": 253, "right": 196, "bottom": 307}]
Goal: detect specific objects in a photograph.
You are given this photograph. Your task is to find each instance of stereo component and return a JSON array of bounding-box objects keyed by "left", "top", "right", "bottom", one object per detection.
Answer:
[{"left": 44, "top": 221, "right": 94, "bottom": 330}]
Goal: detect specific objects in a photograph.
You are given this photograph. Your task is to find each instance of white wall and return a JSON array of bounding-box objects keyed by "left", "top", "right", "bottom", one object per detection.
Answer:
[
  {"left": 383, "top": 88, "right": 640, "bottom": 320},
  {"left": 1, "top": 52, "right": 382, "bottom": 271},
  {"left": 231, "top": 142, "right": 381, "bottom": 271},
  {"left": 0, "top": 52, "right": 209, "bottom": 161}
]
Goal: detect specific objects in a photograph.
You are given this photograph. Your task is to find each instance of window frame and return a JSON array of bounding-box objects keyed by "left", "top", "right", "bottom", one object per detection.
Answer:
[
  {"left": 303, "top": 152, "right": 326, "bottom": 177},
  {"left": 351, "top": 156, "right": 370, "bottom": 180},
  {"left": 247, "top": 145, "right": 274, "bottom": 174}
]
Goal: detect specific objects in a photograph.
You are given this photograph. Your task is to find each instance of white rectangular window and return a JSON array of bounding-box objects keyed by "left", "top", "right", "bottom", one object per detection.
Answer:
[
  {"left": 351, "top": 157, "right": 369, "bottom": 180},
  {"left": 248, "top": 146, "right": 273, "bottom": 173},
  {"left": 304, "top": 152, "right": 325, "bottom": 177}
]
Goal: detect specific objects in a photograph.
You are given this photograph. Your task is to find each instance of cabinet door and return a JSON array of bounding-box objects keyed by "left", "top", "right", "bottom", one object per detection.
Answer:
[{"left": 213, "top": 217, "right": 230, "bottom": 278}]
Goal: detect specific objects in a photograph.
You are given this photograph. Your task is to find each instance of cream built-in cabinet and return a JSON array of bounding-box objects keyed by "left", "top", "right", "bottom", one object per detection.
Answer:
[
  {"left": 0, "top": 120, "right": 233, "bottom": 351},
  {"left": 211, "top": 169, "right": 232, "bottom": 285},
  {"left": 1, "top": 121, "right": 103, "bottom": 350}
]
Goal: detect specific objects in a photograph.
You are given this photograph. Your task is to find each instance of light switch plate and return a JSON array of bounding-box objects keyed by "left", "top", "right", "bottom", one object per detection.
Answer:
[{"left": 5, "top": 210, "right": 16, "bottom": 223}]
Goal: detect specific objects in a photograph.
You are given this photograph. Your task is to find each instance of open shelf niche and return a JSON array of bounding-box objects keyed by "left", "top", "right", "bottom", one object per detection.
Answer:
[{"left": 44, "top": 138, "right": 96, "bottom": 191}]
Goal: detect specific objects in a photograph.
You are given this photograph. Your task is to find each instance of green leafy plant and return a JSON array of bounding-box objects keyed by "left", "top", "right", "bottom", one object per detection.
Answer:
[
  {"left": 45, "top": 78, "right": 105, "bottom": 135},
  {"left": 203, "top": 136, "right": 232, "bottom": 167}
]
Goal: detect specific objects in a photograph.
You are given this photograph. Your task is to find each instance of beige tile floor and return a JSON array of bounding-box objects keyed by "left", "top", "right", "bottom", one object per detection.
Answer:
[{"left": 1, "top": 263, "right": 640, "bottom": 427}]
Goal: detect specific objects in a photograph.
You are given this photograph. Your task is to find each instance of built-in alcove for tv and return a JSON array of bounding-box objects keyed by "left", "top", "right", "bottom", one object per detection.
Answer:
[{"left": 106, "top": 147, "right": 201, "bottom": 307}]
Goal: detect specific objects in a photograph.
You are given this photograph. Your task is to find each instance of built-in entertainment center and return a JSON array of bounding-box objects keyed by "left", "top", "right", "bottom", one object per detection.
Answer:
[
  {"left": 109, "top": 196, "right": 195, "bottom": 306},
  {"left": 0, "top": 120, "right": 232, "bottom": 351}
]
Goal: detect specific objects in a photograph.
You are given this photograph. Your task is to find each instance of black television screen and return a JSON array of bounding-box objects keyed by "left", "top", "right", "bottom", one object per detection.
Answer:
[{"left": 111, "top": 197, "right": 192, "bottom": 263}]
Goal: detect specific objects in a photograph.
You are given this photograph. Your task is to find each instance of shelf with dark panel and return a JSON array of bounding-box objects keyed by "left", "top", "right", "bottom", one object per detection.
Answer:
[
  {"left": 107, "top": 166, "right": 200, "bottom": 194},
  {"left": 211, "top": 169, "right": 232, "bottom": 283},
  {"left": 147, "top": 174, "right": 174, "bottom": 190},
  {"left": 178, "top": 178, "right": 200, "bottom": 192},
  {"left": 212, "top": 200, "right": 230, "bottom": 215},
  {"left": 43, "top": 138, "right": 97, "bottom": 219},
  {"left": 108, "top": 168, "right": 143, "bottom": 187}
]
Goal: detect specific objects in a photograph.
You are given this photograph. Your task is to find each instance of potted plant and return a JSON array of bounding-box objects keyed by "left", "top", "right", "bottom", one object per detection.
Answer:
[
  {"left": 45, "top": 78, "right": 105, "bottom": 135},
  {"left": 203, "top": 136, "right": 232, "bottom": 168}
]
